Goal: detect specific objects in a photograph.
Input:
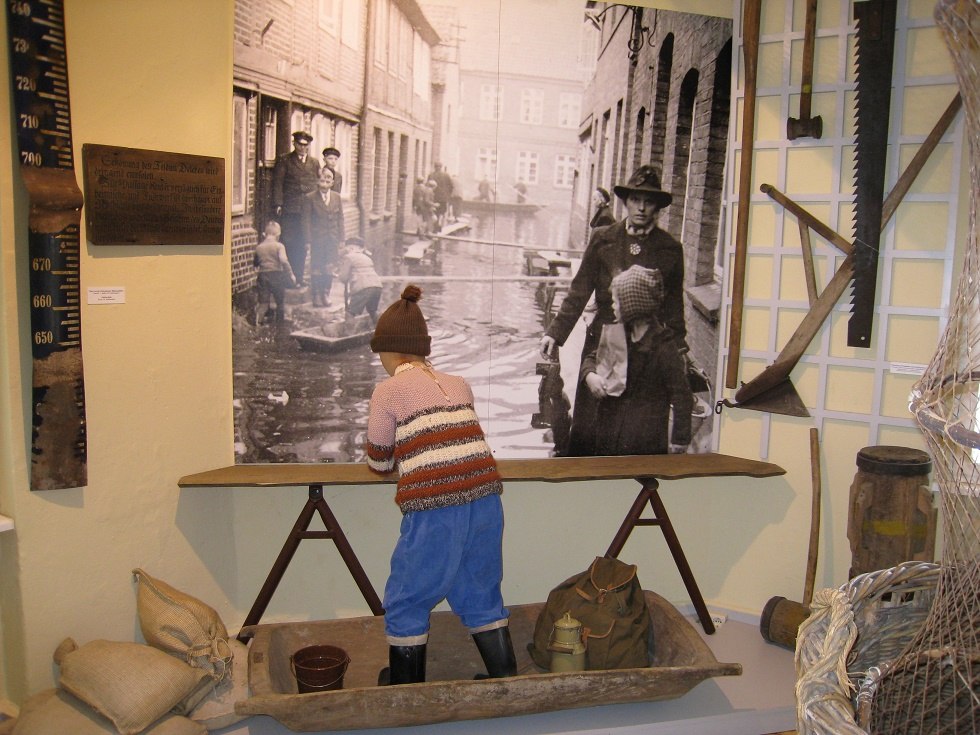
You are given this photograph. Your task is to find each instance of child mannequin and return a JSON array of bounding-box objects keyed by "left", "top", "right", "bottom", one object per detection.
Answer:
[{"left": 365, "top": 285, "right": 516, "bottom": 685}]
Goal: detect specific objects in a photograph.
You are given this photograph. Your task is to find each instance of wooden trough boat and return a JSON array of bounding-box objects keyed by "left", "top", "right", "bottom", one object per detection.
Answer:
[
  {"left": 291, "top": 314, "right": 374, "bottom": 354},
  {"left": 237, "top": 590, "right": 740, "bottom": 731}
]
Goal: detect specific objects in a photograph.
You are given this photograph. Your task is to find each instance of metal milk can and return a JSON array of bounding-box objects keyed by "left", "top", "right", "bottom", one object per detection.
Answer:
[{"left": 547, "top": 612, "right": 586, "bottom": 672}]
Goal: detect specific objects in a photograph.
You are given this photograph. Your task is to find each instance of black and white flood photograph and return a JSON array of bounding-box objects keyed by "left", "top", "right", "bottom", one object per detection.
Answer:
[{"left": 231, "top": 0, "right": 733, "bottom": 463}]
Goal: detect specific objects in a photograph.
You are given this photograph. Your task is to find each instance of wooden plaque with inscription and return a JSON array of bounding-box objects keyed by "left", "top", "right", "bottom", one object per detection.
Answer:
[{"left": 82, "top": 144, "right": 224, "bottom": 245}]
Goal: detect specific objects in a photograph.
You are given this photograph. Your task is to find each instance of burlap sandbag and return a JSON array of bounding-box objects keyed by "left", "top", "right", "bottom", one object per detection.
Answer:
[
  {"left": 12, "top": 689, "right": 206, "bottom": 735},
  {"left": 184, "top": 639, "right": 249, "bottom": 730},
  {"left": 133, "top": 569, "right": 232, "bottom": 681},
  {"left": 55, "top": 639, "right": 209, "bottom": 735}
]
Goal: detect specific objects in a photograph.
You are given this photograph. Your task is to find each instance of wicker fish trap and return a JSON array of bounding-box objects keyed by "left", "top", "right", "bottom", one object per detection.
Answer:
[{"left": 795, "top": 561, "right": 940, "bottom": 735}]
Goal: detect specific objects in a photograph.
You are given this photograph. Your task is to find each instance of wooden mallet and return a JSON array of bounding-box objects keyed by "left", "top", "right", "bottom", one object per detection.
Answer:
[{"left": 760, "top": 427, "right": 821, "bottom": 649}]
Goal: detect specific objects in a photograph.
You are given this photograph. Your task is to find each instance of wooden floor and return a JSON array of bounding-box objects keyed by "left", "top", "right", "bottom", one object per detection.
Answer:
[{"left": 214, "top": 607, "right": 798, "bottom": 735}]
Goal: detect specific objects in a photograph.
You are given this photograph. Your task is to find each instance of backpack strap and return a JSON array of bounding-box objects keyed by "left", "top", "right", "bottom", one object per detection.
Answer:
[
  {"left": 582, "top": 622, "right": 615, "bottom": 641},
  {"left": 579, "top": 557, "right": 638, "bottom": 603}
]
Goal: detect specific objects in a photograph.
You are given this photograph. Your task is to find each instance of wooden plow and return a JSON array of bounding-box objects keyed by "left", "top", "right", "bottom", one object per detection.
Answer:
[{"left": 720, "top": 94, "right": 962, "bottom": 417}]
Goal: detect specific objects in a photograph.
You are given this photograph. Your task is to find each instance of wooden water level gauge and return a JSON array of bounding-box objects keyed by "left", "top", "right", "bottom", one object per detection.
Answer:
[{"left": 6, "top": 0, "right": 86, "bottom": 489}]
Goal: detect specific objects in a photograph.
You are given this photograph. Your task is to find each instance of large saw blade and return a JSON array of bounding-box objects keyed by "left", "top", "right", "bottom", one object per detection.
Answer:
[{"left": 848, "top": 0, "right": 897, "bottom": 348}]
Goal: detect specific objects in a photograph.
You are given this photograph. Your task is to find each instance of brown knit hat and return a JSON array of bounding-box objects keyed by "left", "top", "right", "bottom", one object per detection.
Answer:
[{"left": 370, "top": 285, "right": 431, "bottom": 356}]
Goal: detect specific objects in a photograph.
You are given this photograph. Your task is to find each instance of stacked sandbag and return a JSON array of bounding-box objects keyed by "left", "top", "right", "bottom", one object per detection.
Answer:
[
  {"left": 9, "top": 570, "right": 248, "bottom": 734},
  {"left": 12, "top": 689, "right": 206, "bottom": 735},
  {"left": 132, "top": 570, "right": 232, "bottom": 682},
  {"left": 131, "top": 569, "right": 248, "bottom": 730}
]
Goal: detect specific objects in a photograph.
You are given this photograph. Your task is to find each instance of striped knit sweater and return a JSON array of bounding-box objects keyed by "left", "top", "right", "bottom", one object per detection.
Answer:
[{"left": 365, "top": 362, "right": 502, "bottom": 513}]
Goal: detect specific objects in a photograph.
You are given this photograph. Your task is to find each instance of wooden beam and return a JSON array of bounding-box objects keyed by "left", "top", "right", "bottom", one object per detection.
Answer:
[{"left": 178, "top": 453, "right": 786, "bottom": 489}]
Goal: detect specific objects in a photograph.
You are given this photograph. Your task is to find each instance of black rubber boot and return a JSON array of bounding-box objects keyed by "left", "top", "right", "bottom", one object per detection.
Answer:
[
  {"left": 472, "top": 627, "right": 517, "bottom": 679},
  {"left": 385, "top": 644, "right": 426, "bottom": 685}
]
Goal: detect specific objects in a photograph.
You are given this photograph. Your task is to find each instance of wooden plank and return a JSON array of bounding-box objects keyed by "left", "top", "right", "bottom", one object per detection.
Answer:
[
  {"left": 377, "top": 274, "right": 569, "bottom": 284},
  {"left": 405, "top": 229, "right": 584, "bottom": 255},
  {"left": 435, "top": 220, "right": 470, "bottom": 237},
  {"left": 178, "top": 453, "right": 785, "bottom": 489},
  {"left": 402, "top": 240, "right": 431, "bottom": 262}
]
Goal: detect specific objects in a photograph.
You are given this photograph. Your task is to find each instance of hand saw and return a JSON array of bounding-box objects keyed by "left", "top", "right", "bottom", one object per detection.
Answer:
[{"left": 848, "top": 0, "right": 898, "bottom": 348}]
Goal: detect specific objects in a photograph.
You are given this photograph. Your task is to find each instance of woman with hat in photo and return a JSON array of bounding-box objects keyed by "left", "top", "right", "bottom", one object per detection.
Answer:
[
  {"left": 589, "top": 186, "right": 616, "bottom": 229},
  {"left": 539, "top": 165, "right": 688, "bottom": 457}
]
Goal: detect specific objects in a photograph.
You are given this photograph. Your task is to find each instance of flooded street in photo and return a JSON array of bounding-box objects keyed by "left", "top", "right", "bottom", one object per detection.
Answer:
[
  {"left": 229, "top": 0, "right": 726, "bottom": 470},
  {"left": 233, "top": 213, "right": 569, "bottom": 464}
]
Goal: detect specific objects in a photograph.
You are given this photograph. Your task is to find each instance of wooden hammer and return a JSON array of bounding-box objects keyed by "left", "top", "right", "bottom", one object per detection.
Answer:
[
  {"left": 760, "top": 428, "right": 821, "bottom": 649},
  {"left": 787, "top": 0, "right": 823, "bottom": 140}
]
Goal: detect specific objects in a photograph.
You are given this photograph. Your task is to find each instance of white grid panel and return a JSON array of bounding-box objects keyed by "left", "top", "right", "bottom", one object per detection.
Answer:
[{"left": 718, "top": 0, "right": 964, "bottom": 459}]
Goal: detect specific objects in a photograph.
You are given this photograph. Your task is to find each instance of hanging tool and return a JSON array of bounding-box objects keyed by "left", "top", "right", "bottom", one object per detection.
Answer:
[
  {"left": 6, "top": 0, "right": 87, "bottom": 489},
  {"left": 847, "top": 0, "right": 898, "bottom": 348},
  {"left": 787, "top": 0, "right": 823, "bottom": 140},
  {"left": 760, "top": 428, "right": 822, "bottom": 649},
  {"left": 719, "top": 90, "right": 960, "bottom": 418},
  {"left": 719, "top": 185, "right": 853, "bottom": 417},
  {"left": 725, "top": 0, "right": 761, "bottom": 390}
]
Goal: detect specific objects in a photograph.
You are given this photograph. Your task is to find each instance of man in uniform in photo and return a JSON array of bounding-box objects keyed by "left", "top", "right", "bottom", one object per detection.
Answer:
[
  {"left": 322, "top": 146, "right": 343, "bottom": 194},
  {"left": 272, "top": 131, "right": 320, "bottom": 286}
]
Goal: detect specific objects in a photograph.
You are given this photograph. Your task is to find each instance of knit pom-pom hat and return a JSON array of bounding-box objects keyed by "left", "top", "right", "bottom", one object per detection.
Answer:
[{"left": 370, "top": 285, "right": 431, "bottom": 356}]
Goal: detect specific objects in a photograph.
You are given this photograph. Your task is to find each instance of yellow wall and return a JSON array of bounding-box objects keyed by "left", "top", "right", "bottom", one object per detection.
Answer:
[
  {"left": 0, "top": 0, "right": 968, "bottom": 710},
  {"left": 0, "top": 0, "right": 237, "bottom": 701}
]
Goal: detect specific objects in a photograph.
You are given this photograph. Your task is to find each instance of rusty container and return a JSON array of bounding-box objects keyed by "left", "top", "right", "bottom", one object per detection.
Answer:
[
  {"left": 847, "top": 446, "right": 936, "bottom": 578},
  {"left": 291, "top": 644, "right": 350, "bottom": 693}
]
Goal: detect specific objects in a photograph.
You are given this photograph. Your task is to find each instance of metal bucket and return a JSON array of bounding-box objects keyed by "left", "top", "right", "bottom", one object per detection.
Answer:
[{"left": 291, "top": 644, "right": 350, "bottom": 693}]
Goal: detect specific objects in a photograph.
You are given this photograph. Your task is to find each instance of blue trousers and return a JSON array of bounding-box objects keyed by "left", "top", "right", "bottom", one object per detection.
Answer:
[{"left": 384, "top": 494, "right": 508, "bottom": 644}]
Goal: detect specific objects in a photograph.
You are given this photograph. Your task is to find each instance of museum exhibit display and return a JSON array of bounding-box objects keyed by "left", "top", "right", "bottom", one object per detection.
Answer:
[{"left": 0, "top": 1, "right": 972, "bottom": 733}]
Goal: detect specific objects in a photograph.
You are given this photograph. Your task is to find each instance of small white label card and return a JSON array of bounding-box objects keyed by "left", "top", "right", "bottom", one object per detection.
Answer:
[
  {"left": 87, "top": 287, "right": 126, "bottom": 305},
  {"left": 889, "top": 362, "right": 926, "bottom": 376}
]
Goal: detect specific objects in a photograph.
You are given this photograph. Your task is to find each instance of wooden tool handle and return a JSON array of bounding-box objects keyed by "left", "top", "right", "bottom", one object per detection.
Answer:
[
  {"left": 799, "top": 0, "right": 818, "bottom": 117},
  {"left": 881, "top": 93, "right": 962, "bottom": 227},
  {"left": 725, "top": 0, "right": 762, "bottom": 389},
  {"left": 802, "top": 427, "right": 821, "bottom": 606},
  {"left": 760, "top": 184, "right": 853, "bottom": 255}
]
